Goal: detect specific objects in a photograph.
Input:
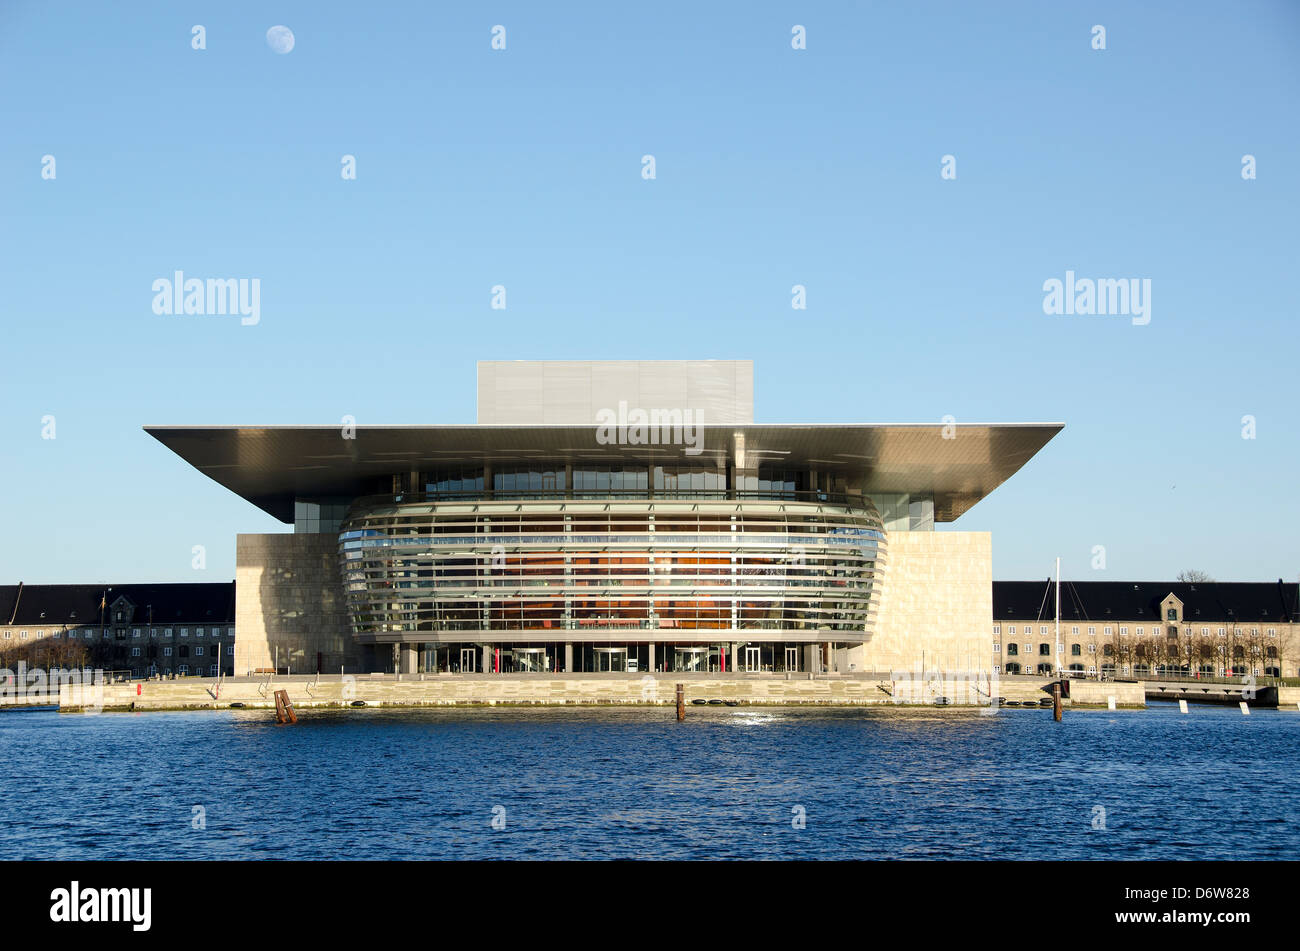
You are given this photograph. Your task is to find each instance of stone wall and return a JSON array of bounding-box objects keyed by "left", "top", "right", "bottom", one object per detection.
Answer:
[
  {"left": 850, "top": 531, "right": 993, "bottom": 675},
  {"left": 234, "top": 534, "right": 361, "bottom": 676}
]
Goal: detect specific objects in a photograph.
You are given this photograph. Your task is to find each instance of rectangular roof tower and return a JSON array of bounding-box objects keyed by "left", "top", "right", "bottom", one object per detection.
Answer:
[{"left": 477, "top": 360, "right": 754, "bottom": 425}]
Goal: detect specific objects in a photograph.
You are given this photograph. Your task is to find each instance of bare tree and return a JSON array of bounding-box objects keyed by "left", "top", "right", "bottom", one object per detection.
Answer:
[{"left": 1176, "top": 569, "right": 1214, "bottom": 583}]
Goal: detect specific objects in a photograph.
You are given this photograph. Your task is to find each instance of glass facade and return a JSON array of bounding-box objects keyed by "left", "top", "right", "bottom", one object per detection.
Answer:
[
  {"left": 339, "top": 496, "right": 884, "bottom": 641},
  {"left": 294, "top": 498, "right": 352, "bottom": 534}
]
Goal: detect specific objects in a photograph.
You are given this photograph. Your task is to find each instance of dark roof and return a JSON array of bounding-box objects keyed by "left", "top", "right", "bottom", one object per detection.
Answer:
[
  {"left": 994, "top": 580, "right": 1299, "bottom": 624},
  {"left": 0, "top": 583, "right": 235, "bottom": 627},
  {"left": 144, "top": 423, "right": 1063, "bottom": 524}
]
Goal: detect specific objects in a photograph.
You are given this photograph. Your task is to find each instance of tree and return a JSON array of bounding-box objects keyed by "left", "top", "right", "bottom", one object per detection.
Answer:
[{"left": 1176, "top": 569, "right": 1214, "bottom": 583}]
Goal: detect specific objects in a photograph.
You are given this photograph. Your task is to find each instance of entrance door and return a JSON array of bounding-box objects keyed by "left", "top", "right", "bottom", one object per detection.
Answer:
[
  {"left": 675, "top": 648, "right": 708, "bottom": 672},
  {"left": 514, "top": 648, "right": 547, "bottom": 672},
  {"left": 743, "top": 646, "right": 761, "bottom": 672},
  {"left": 594, "top": 648, "right": 627, "bottom": 672},
  {"left": 459, "top": 648, "right": 476, "bottom": 673},
  {"left": 784, "top": 647, "right": 800, "bottom": 672}
]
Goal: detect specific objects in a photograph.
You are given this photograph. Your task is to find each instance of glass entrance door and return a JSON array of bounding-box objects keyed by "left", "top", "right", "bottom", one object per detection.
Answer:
[
  {"left": 514, "top": 648, "right": 548, "bottom": 672},
  {"left": 459, "top": 648, "right": 476, "bottom": 673},
  {"left": 784, "top": 647, "right": 800, "bottom": 672},
  {"left": 674, "top": 647, "right": 708, "bottom": 672},
  {"left": 594, "top": 647, "right": 627, "bottom": 672},
  {"left": 743, "top": 646, "right": 761, "bottom": 672}
]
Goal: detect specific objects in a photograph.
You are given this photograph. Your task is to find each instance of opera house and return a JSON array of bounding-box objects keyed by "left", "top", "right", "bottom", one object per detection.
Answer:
[{"left": 147, "top": 361, "right": 1061, "bottom": 677}]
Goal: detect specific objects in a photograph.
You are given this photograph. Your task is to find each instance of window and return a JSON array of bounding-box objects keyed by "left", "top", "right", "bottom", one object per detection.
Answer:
[
  {"left": 1071, "top": 644, "right": 1082, "bottom": 656},
  {"left": 2, "top": 632, "right": 10, "bottom": 639},
  {"left": 1136, "top": 626, "right": 1144, "bottom": 635},
  {"left": 1006, "top": 644, "right": 1018, "bottom": 656},
  {"left": 53, "top": 630, "right": 61, "bottom": 639},
  {"left": 993, "top": 625, "right": 1001, "bottom": 634},
  {"left": 195, "top": 646, "right": 205, "bottom": 656},
  {"left": 1166, "top": 608, "right": 1177, "bottom": 620},
  {"left": 1103, "top": 626, "right": 1111, "bottom": 636},
  {"left": 1201, "top": 627, "right": 1209, "bottom": 635},
  {"left": 196, "top": 627, "right": 204, "bottom": 637},
  {"left": 1040, "top": 626, "right": 1049, "bottom": 635},
  {"left": 227, "top": 627, "right": 235, "bottom": 636},
  {"left": 1071, "top": 626, "right": 1079, "bottom": 635},
  {"left": 1087, "top": 626, "right": 1096, "bottom": 635},
  {"left": 1007, "top": 625, "right": 1016, "bottom": 635},
  {"left": 225, "top": 645, "right": 234, "bottom": 656},
  {"left": 165, "top": 628, "right": 173, "bottom": 636},
  {"left": 993, "top": 665, "right": 1001, "bottom": 674},
  {"left": 1039, "top": 643, "right": 1052, "bottom": 656},
  {"left": 1119, "top": 626, "right": 1128, "bottom": 635},
  {"left": 178, "top": 665, "right": 189, "bottom": 675},
  {"left": 131, "top": 647, "right": 141, "bottom": 657},
  {"left": 1087, "top": 643, "right": 1097, "bottom": 653},
  {"left": 1268, "top": 628, "right": 1277, "bottom": 637},
  {"left": 20, "top": 631, "right": 28, "bottom": 640},
  {"left": 208, "top": 665, "right": 219, "bottom": 676},
  {"left": 163, "top": 647, "right": 173, "bottom": 657},
  {"left": 180, "top": 628, "right": 188, "bottom": 637},
  {"left": 992, "top": 643, "right": 1001, "bottom": 653}
]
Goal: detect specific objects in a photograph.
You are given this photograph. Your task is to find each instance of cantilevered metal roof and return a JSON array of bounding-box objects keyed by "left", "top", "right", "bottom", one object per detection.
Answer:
[{"left": 144, "top": 423, "right": 1063, "bottom": 524}]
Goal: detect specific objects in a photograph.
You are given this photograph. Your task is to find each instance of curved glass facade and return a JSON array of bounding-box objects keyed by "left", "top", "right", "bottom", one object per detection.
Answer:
[{"left": 339, "top": 494, "right": 885, "bottom": 642}]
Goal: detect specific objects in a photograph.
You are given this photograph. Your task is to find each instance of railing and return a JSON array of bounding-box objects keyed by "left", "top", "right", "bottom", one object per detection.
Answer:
[{"left": 351, "top": 489, "right": 874, "bottom": 508}]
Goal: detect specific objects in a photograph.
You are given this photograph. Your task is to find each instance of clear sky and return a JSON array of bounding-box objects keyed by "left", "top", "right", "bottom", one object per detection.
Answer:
[{"left": 1, "top": 1, "right": 1297, "bottom": 585}]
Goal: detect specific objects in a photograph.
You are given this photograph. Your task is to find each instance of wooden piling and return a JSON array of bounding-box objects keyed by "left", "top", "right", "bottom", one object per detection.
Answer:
[
  {"left": 274, "top": 689, "right": 297, "bottom": 724},
  {"left": 1052, "top": 682, "right": 1062, "bottom": 722},
  {"left": 676, "top": 683, "right": 685, "bottom": 721}
]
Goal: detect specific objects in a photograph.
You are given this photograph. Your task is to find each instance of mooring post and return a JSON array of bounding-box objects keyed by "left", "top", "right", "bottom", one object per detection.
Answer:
[
  {"left": 1052, "top": 682, "right": 1062, "bottom": 722},
  {"left": 676, "top": 683, "right": 685, "bottom": 722}
]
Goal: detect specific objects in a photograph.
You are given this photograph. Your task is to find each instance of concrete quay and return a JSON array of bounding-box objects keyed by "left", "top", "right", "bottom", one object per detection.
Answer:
[{"left": 57, "top": 672, "right": 1147, "bottom": 713}]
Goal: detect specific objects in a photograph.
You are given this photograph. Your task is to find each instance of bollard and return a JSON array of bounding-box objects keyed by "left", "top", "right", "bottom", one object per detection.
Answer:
[
  {"left": 1052, "top": 683, "right": 1062, "bottom": 722},
  {"left": 676, "top": 683, "right": 685, "bottom": 722}
]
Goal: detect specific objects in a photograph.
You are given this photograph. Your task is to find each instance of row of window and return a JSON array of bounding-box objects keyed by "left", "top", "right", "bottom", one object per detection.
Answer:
[
  {"left": 997, "top": 643, "right": 1279, "bottom": 660},
  {"left": 127, "top": 645, "right": 234, "bottom": 657},
  {"left": 995, "top": 624, "right": 1278, "bottom": 637},
  {"left": 997, "top": 641, "right": 1279, "bottom": 656},
  {"left": 999, "top": 664, "right": 1281, "bottom": 677},
  {"left": 130, "top": 665, "right": 221, "bottom": 677},
  {"left": 2, "top": 626, "right": 235, "bottom": 640}
]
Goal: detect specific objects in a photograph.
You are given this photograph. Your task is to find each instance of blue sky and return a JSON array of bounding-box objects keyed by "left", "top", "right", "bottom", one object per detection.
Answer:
[{"left": 1, "top": 1, "right": 1297, "bottom": 584}]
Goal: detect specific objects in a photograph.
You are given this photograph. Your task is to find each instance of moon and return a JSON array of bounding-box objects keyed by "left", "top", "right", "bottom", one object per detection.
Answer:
[{"left": 266, "top": 25, "right": 295, "bottom": 54}]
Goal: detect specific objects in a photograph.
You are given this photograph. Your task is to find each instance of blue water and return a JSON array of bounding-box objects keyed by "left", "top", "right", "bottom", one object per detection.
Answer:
[{"left": 0, "top": 704, "right": 1294, "bottom": 860}]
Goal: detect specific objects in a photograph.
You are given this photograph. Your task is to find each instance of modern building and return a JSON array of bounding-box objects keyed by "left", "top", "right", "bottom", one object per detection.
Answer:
[
  {"left": 992, "top": 580, "right": 1300, "bottom": 679},
  {"left": 0, "top": 582, "right": 236, "bottom": 678},
  {"left": 147, "top": 360, "right": 1062, "bottom": 676}
]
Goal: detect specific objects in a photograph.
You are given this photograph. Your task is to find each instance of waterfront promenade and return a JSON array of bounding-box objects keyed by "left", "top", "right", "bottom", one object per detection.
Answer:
[{"left": 54, "top": 672, "right": 1149, "bottom": 713}]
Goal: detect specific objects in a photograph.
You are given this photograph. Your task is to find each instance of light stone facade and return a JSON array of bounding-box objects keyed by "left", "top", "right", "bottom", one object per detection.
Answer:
[
  {"left": 850, "top": 531, "right": 993, "bottom": 675},
  {"left": 476, "top": 359, "right": 754, "bottom": 425},
  {"left": 235, "top": 534, "right": 360, "bottom": 675}
]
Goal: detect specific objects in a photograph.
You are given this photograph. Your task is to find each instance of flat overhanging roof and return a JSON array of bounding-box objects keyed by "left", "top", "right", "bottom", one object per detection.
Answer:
[{"left": 144, "top": 423, "right": 1063, "bottom": 524}]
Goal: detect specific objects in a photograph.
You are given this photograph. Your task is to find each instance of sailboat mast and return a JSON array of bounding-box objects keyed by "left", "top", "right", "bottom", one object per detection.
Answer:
[{"left": 1055, "top": 557, "right": 1062, "bottom": 676}]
